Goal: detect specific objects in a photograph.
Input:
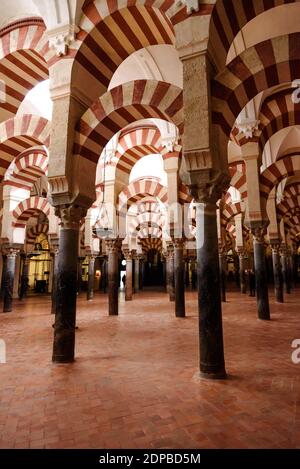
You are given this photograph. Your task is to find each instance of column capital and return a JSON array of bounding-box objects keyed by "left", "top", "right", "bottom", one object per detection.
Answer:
[
  {"left": 173, "top": 239, "right": 185, "bottom": 249},
  {"left": 105, "top": 239, "right": 121, "bottom": 254},
  {"left": 55, "top": 204, "right": 87, "bottom": 230},
  {"left": 123, "top": 249, "right": 133, "bottom": 261},
  {"left": 252, "top": 226, "right": 267, "bottom": 244},
  {"left": 187, "top": 170, "right": 230, "bottom": 204}
]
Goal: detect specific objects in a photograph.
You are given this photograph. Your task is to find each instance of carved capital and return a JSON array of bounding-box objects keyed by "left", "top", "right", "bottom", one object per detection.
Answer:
[
  {"left": 177, "top": 0, "right": 202, "bottom": 14},
  {"left": 237, "top": 119, "right": 260, "bottom": 139},
  {"left": 105, "top": 239, "right": 120, "bottom": 255},
  {"left": 188, "top": 170, "right": 230, "bottom": 204},
  {"left": 174, "top": 239, "right": 185, "bottom": 250},
  {"left": 123, "top": 249, "right": 133, "bottom": 261},
  {"left": 55, "top": 205, "right": 87, "bottom": 230},
  {"left": 6, "top": 248, "right": 19, "bottom": 259},
  {"left": 48, "top": 24, "right": 78, "bottom": 56},
  {"left": 252, "top": 227, "right": 267, "bottom": 244}
]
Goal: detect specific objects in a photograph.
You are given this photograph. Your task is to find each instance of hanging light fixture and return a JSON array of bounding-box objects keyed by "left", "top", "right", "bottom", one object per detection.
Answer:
[{"left": 94, "top": 148, "right": 113, "bottom": 239}]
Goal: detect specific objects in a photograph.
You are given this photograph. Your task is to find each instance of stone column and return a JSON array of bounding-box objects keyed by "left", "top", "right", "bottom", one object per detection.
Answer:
[
  {"left": 134, "top": 255, "right": 140, "bottom": 293},
  {"left": 280, "top": 246, "right": 290, "bottom": 294},
  {"left": 287, "top": 249, "right": 293, "bottom": 293},
  {"left": 195, "top": 197, "right": 227, "bottom": 379},
  {"left": 19, "top": 254, "right": 30, "bottom": 300},
  {"left": 252, "top": 229, "right": 270, "bottom": 320},
  {"left": 13, "top": 252, "right": 21, "bottom": 299},
  {"left": 3, "top": 248, "right": 18, "bottom": 313},
  {"left": 51, "top": 246, "right": 59, "bottom": 315},
  {"left": 102, "top": 256, "right": 108, "bottom": 293},
  {"left": 185, "top": 259, "right": 190, "bottom": 287},
  {"left": 174, "top": 239, "right": 186, "bottom": 318},
  {"left": 52, "top": 205, "right": 86, "bottom": 363},
  {"left": 191, "top": 257, "right": 197, "bottom": 290},
  {"left": 87, "top": 256, "right": 95, "bottom": 301},
  {"left": 218, "top": 245, "right": 226, "bottom": 302},
  {"left": 166, "top": 245, "right": 175, "bottom": 302},
  {"left": 271, "top": 243, "right": 284, "bottom": 303},
  {"left": 106, "top": 239, "right": 120, "bottom": 316},
  {"left": 123, "top": 250, "right": 133, "bottom": 301},
  {"left": 139, "top": 255, "right": 144, "bottom": 290},
  {"left": 238, "top": 249, "right": 247, "bottom": 294},
  {"left": 77, "top": 257, "right": 84, "bottom": 294}
]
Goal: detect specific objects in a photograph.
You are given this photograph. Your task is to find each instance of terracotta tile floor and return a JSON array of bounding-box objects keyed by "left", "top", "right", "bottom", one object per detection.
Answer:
[{"left": 0, "top": 287, "right": 300, "bottom": 449}]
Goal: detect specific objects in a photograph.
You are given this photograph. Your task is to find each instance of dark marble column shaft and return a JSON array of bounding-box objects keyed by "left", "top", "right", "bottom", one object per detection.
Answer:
[
  {"left": 238, "top": 251, "right": 247, "bottom": 294},
  {"left": 106, "top": 240, "right": 119, "bottom": 316},
  {"left": 253, "top": 232, "right": 270, "bottom": 320},
  {"left": 280, "top": 248, "right": 290, "bottom": 294},
  {"left": 174, "top": 240, "right": 185, "bottom": 318},
  {"left": 166, "top": 247, "right": 175, "bottom": 302},
  {"left": 218, "top": 248, "right": 226, "bottom": 303},
  {"left": 52, "top": 206, "right": 85, "bottom": 363},
  {"left": 134, "top": 256, "right": 140, "bottom": 293},
  {"left": 87, "top": 256, "right": 95, "bottom": 301},
  {"left": 124, "top": 253, "right": 133, "bottom": 301},
  {"left": 196, "top": 202, "right": 226, "bottom": 379},
  {"left": 272, "top": 244, "right": 284, "bottom": 303},
  {"left": 51, "top": 248, "right": 59, "bottom": 315},
  {"left": 19, "top": 255, "right": 30, "bottom": 300},
  {"left": 3, "top": 249, "right": 18, "bottom": 313}
]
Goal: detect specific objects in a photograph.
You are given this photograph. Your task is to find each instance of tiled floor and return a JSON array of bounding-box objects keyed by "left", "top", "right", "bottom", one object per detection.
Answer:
[{"left": 0, "top": 287, "right": 300, "bottom": 449}]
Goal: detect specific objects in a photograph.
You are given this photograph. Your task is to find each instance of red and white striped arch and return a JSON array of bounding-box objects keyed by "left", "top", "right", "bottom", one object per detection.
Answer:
[
  {"left": 75, "top": 2, "right": 177, "bottom": 98},
  {"left": 12, "top": 196, "right": 51, "bottom": 228},
  {"left": 260, "top": 156, "right": 300, "bottom": 201},
  {"left": 118, "top": 178, "right": 168, "bottom": 212},
  {"left": 0, "top": 115, "right": 50, "bottom": 181},
  {"left": 234, "top": 89, "right": 300, "bottom": 150},
  {"left": 209, "top": 0, "right": 298, "bottom": 71},
  {"left": 4, "top": 148, "right": 48, "bottom": 190},
  {"left": 277, "top": 195, "right": 300, "bottom": 219},
  {"left": 26, "top": 223, "right": 49, "bottom": 250},
  {"left": 229, "top": 162, "right": 247, "bottom": 199},
  {"left": 222, "top": 201, "right": 244, "bottom": 227},
  {"left": 282, "top": 183, "right": 300, "bottom": 199},
  {"left": 0, "top": 19, "right": 52, "bottom": 120},
  {"left": 75, "top": 80, "right": 183, "bottom": 164},
  {"left": 212, "top": 33, "right": 300, "bottom": 141},
  {"left": 139, "top": 237, "right": 162, "bottom": 253},
  {"left": 114, "top": 127, "right": 162, "bottom": 177},
  {"left": 129, "top": 211, "right": 164, "bottom": 232}
]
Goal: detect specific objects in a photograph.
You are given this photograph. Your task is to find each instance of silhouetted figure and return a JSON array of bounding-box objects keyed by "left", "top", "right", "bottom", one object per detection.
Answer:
[
  {"left": 249, "top": 270, "right": 256, "bottom": 297},
  {"left": 122, "top": 274, "right": 126, "bottom": 289}
]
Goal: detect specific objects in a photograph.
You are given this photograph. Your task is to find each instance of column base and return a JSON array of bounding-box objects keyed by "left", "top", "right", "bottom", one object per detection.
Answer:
[
  {"left": 52, "top": 355, "right": 75, "bottom": 364},
  {"left": 199, "top": 369, "right": 227, "bottom": 380},
  {"left": 2, "top": 308, "right": 12, "bottom": 313}
]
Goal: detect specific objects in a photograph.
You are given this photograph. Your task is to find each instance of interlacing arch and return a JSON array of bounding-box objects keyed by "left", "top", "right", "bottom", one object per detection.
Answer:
[
  {"left": 26, "top": 223, "right": 49, "bottom": 251},
  {"left": 4, "top": 148, "right": 48, "bottom": 191},
  {"left": 113, "top": 127, "right": 163, "bottom": 179},
  {"left": 260, "top": 156, "right": 300, "bottom": 201},
  {"left": 12, "top": 196, "right": 51, "bottom": 228},
  {"left": 282, "top": 183, "right": 300, "bottom": 199},
  {"left": 222, "top": 201, "right": 244, "bottom": 227},
  {"left": 0, "top": 19, "right": 53, "bottom": 120},
  {"left": 139, "top": 237, "right": 162, "bottom": 253},
  {"left": 277, "top": 195, "right": 300, "bottom": 218},
  {"left": 71, "top": 2, "right": 179, "bottom": 102},
  {"left": 233, "top": 89, "right": 300, "bottom": 150},
  {"left": 212, "top": 33, "right": 300, "bottom": 159},
  {"left": 209, "top": 0, "right": 300, "bottom": 71},
  {"left": 0, "top": 115, "right": 50, "bottom": 181},
  {"left": 118, "top": 178, "right": 168, "bottom": 213},
  {"left": 75, "top": 80, "right": 183, "bottom": 165}
]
